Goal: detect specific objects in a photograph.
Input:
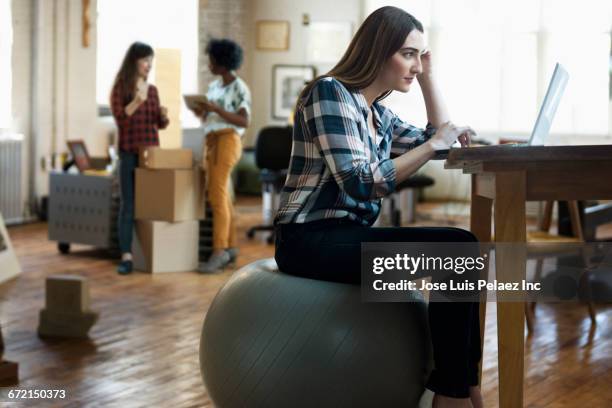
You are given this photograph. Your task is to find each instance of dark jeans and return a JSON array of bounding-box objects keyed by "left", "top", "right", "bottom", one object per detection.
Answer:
[
  {"left": 118, "top": 152, "right": 138, "bottom": 255},
  {"left": 274, "top": 218, "right": 482, "bottom": 399}
]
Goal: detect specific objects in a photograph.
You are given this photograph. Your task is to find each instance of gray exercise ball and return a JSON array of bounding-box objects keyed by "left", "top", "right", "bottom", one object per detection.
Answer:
[{"left": 200, "top": 259, "right": 433, "bottom": 408}]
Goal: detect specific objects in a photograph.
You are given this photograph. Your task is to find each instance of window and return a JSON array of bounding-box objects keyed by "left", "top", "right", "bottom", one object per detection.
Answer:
[
  {"left": 365, "top": 0, "right": 611, "bottom": 138},
  {"left": 0, "top": 0, "right": 12, "bottom": 129},
  {"left": 96, "top": 0, "right": 199, "bottom": 126}
]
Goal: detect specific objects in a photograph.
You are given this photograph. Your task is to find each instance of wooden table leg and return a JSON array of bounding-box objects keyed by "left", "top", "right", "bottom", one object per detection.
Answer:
[
  {"left": 494, "top": 171, "right": 527, "bottom": 408},
  {"left": 470, "top": 174, "right": 493, "bottom": 384}
]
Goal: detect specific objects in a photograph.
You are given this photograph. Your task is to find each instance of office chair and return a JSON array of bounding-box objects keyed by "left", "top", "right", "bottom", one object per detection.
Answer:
[
  {"left": 558, "top": 200, "right": 612, "bottom": 242},
  {"left": 387, "top": 175, "right": 435, "bottom": 226},
  {"left": 246, "top": 126, "right": 293, "bottom": 244},
  {"left": 525, "top": 200, "right": 598, "bottom": 333}
]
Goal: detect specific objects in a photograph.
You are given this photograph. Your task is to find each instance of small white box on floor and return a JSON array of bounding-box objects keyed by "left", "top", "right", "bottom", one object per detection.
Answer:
[{"left": 132, "top": 220, "right": 199, "bottom": 273}]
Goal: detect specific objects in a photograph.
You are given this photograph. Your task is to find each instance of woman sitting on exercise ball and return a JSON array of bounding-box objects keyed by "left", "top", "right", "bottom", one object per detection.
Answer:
[{"left": 274, "top": 7, "right": 482, "bottom": 408}]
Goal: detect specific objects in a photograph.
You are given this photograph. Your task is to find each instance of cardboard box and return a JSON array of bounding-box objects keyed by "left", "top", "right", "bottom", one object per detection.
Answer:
[
  {"left": 135, "top": 168, "right": 205, "bottom": 222},
  {"left": 45, "top": 275, "right": 90, "bottom": 313},
  {"left": 132, "top": 220, "right": 199, "bottom": 273},
  {"left": 139, "top": 147, "right": 193, "bottom": 169},
  {"left": 38, "top": 309, "right": 99, "bottom": 339}
]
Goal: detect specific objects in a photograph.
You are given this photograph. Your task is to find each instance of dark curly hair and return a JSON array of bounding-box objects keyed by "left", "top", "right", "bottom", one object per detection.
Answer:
[{"left": 206, "top": 38, "right": 244, "bottom": 71}]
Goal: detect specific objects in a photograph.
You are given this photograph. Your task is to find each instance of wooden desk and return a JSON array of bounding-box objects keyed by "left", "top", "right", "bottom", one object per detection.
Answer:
[{"left": 445, "top": 144, "right": 612, "bottom": 408}]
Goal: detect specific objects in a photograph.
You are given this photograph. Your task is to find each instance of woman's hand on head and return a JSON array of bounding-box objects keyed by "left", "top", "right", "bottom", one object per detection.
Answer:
[
  {"left": 428, "top": 121, "right": 476, "bottom": 150},
  {"left": 418, "top": 50, "right": 433, "bottom": 78}
]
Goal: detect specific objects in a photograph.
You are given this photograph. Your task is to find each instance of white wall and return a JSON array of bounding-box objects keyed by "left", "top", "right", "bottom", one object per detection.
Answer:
[
  {"left": 12, "top": 0, "right": 99, "bottom": 199},
  {"left": 11, "top": 0, "right": 33, "bottom": 215},
  {"left": 64, "top": 0, "right": 99, "bottom": 155},
  {"left": 247, "top": 0, "right": 364, "bottom": 146},
  {"left": 11, "top": 0, "right": 32, "bottom": 138}
]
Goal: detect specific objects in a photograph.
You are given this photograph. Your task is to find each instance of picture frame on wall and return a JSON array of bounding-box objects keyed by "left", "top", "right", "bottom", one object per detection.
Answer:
[
  {"left": 272, "top": 65, "right": 316, "bottom": 121},
  {"left": 256, "top": 20, "right": 290, "bottom": 51}
]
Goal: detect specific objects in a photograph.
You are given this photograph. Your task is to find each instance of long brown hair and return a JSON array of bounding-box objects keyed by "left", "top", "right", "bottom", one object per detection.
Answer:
[
  {"left": 299, "top": 6, "right": 423, "bottom": 105},
  {"left": 111, "top": 42, "right": 154, "bottom": 102}
]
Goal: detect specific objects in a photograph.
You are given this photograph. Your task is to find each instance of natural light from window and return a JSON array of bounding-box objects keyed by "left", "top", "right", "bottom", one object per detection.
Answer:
[
  {"left": 96, "top": 0, "right": 199, "bottom": 127},
  {"left": 365, "top": 0, "right": 611, "bottom": 139}
]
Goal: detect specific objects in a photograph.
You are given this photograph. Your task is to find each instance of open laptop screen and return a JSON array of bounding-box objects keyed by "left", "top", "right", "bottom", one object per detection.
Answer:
[{"left": 529, "top": 63, "right": 569, "bottom": 146}]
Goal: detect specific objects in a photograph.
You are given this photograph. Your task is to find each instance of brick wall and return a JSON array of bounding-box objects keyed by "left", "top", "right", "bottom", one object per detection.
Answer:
[{"left": 198, "top": 0, "right": 251, "bottom": 93}]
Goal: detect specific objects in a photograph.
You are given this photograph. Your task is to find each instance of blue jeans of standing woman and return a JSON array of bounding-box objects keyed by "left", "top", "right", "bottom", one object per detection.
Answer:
[{"left": 118, "top": 151, "right": 138, "bottom": 254}]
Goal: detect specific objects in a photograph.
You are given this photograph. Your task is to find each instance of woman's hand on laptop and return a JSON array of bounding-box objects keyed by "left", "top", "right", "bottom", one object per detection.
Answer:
[
  {"left": 429, "top": 121, "right": 476, "bottom": 150},
  {"left": 457, "top": 127, "right": 475, "bottom": 147}
]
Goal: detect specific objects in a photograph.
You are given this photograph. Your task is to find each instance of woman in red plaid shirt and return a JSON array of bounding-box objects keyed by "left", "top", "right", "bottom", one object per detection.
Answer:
[{"left": 110, "top": 42, "right": 169, "bottom": 275}]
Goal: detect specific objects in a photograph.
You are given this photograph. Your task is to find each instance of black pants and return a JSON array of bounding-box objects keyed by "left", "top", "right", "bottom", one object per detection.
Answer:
[{"left": 274, "top": 218, "right": 481, "bottom": 399}]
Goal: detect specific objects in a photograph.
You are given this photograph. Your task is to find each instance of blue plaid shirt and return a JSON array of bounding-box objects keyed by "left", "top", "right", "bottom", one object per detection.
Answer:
[{"left": 274, "top": 77, "right": 435, "bottom": 226}]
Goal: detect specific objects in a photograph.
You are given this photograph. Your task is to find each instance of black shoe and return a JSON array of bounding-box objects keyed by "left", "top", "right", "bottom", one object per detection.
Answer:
[{"left": 117, "top": 260, "right": 133, "bottom": 275}]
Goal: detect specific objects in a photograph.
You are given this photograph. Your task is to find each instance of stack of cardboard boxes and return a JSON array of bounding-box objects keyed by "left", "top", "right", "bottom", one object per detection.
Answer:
[{"left": 132, "top": 147, "right": 205, "bottom": 273}]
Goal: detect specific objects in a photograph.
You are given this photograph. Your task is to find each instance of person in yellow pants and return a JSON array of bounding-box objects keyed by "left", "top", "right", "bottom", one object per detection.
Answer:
[{"left": 192, "top": 38, "right": 251, "bottom": 273}]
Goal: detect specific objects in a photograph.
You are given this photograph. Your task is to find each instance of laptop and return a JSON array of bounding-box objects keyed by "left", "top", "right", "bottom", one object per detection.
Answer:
[{"left": 433, "top": 63, "right": 569, "bottom": 159}]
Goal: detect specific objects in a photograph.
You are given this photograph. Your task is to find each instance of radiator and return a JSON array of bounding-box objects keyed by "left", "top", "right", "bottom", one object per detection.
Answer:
[{"left": 0, "top": 134, "right": 25, "bottom": 224}]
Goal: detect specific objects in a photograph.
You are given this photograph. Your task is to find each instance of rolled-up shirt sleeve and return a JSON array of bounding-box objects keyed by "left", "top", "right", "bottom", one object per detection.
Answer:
[
  {"left": 307, "top": 79, "right": 396, "bottom": 201},
  {"left": 236, "top": 80, "right": 251, "bottom": 117},
  {"left": 387, "top": 108, "right": 436, "bottom": 157}
]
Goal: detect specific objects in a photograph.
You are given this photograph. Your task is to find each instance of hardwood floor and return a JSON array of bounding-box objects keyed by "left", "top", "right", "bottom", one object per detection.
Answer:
[{"left": 2, "top": 196, "right": 611, "bottom": 407}]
